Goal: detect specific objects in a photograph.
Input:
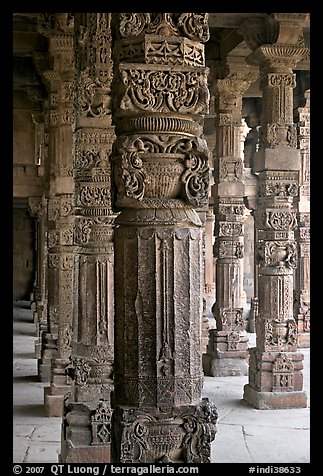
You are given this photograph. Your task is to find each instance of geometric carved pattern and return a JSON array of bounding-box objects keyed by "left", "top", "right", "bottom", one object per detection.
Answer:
[{"left": 91, "top": 400, "right": 112, "bottom": 445}]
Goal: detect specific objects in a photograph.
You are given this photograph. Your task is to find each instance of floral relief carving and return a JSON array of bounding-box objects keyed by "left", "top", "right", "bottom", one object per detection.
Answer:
[
  {"left": 257, "top": 241, "right": 297, "bottom": 269},
  {"left": 119, "top": 68, "right": 209, "bottom": 115}
]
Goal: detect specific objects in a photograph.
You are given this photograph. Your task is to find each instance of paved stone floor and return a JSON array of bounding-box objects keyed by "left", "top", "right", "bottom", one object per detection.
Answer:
[{"left": 13, "top": 301, "right": 310, "bottom": 464}]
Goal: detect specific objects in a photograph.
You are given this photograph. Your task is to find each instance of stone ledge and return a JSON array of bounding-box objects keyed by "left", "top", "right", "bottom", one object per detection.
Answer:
[{"left": 243, "top": 384, "right": 307, "bottom": 409}]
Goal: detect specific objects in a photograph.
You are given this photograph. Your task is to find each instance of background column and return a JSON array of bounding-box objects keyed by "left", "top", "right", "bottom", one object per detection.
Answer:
[{"left": 241, "top": 13, "right": 309, "bottom": 409}]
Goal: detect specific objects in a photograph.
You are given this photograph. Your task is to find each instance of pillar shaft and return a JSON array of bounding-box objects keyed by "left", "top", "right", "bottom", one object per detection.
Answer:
[
  {"left": 240, "top": 13, "right": 309, "bottom": 408},
  {"left": 111, "top": 13, "right": 217, "bottom": 463},
  {"left": 36, "top": 14, "right": 77, "bottom": 414},
  {"left": 60, "top": 13, "right": 116, "bottom": 463},
  {"left": 295, "top": 90, "right": 310, "bottom": 344},
  {"left": 205, "top": 60, "right": 257, "bottom": 376}
]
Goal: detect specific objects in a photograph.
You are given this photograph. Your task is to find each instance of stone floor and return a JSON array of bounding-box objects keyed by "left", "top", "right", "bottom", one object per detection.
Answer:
[{"left": 13, "top": 300, "right": 310, "bottom": 464}]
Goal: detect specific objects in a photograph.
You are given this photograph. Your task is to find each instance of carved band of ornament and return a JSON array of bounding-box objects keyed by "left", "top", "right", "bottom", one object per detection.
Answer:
[
  {"left": 48, "top": 253, "right": 74, "bottom": 269},
  {"left": 259, "top": 124, "right": 297, "bottom": 149},
  {"left": 115, "top": 400, "right": 217, "bottom": 464},
  {"left": 257, "top": 241, "right": 297, "bottom": 269},
  {"left": 218, "top": 240, "right": 244, "bottom": 259},
  {"left": 258, "top": 44, "right": 309, "bottom": 62},
  {"left": 299, "top": 213, "right": 310, "bottom": 226},
  {"left": 266, "top": 73, "right": 296, "bottom": 88},
  {"left": 74, "top": 217, "right": 114, "bottom": 245},
  {"left": 50, "top": 93, "right": 59, "bottom": 106},
  {"left": 115, "top": 115, "right": 202, "bottom": 136},
  {"left": 299, "top": 227, "right": 310, "bottom": 241},
  {"left": 218, "top": 203, "right": 244, "bottom": 216},
  {"left": 115, "top": 36, "right": 205, "bottom": 67},
  {"left": 264, "top": 320, "right": 297, "bottom": 349},
  {"left": 218, "top": 222, "right": 243, "bottom": 237},
  {"left": 75, "top": 72, "right": 111, "bottom": 119},
  {"left": 272, "top": 353, "right": 294, "bottom": 372},
  {"left": 50, "top": 111, "right": 59, "bottom": 126},
  {"left": 217, "top": 114, "right": 232, "bottom": 127},
  {"left": 75, "top": 130, "right": 115, "bottom": 146},
  {"left": 78, "top": 186, "right": 112, "bottom": 208},
  {"left": 219, "top": 157, "right": 243, "bottom": 181},
  {"left": 138, "top": 227, "right": 201, "bottom": 241},
  {"left": 264, "top": 210, "right": 297, "bottom": 231},
  {"left": 75, "top": 149, "right": 111, "bottom": 170},
  {"left": 71, "top": 357, "right": 91, "bottom": 386},
  {"left": 259, "top": 230, "right": 295, "bottom": 242},
  {"left": 219, "top": 308, "right": 244, "bottom": 329},
  {"left": 47, "top": 231, "right": 59, "bottom": 248},
  {"left": 60, "top": 198, "right": 73, "bottom": 216},
  {"left": 47, "top": 200, "right": 60, "bottom": 221},
  {"left": 113, "top": 136, "right": 209, "bottom": 206},
  {"left": 50, "top": 35, "right": 73, "bottom": 52},
  {"left": 118, "top": 67, "right": 209, "bottom": 116},
  {"left": 258, "top": 180, "right": 298, "bottom": 198},
  {"left": 118, "top": 13, "right": 209, "bottom": 43},
  {"left": 60, "top": 229, "right": 74, "bottom": 245},
  {"left": 61, "top": 82, "right": 73, "bottom": 103}
]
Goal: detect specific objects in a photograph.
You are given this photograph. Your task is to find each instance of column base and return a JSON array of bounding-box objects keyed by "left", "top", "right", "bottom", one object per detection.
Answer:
[
  {"left": 243, "top": 383, "right": 307, "bottom": 409},
  {"left": 44, "top": 384, "right": 71, "bottom": 417},
  {"left": 61, "top": 396, "right": 113, "bottom": 463},
  {"left": 60, "top": 445, "right": 110, "bottom": 464},
  {"left": 37, "top": 360, "right": 52, "bottom": 382},
  {"left": 112, "top": 398, "right": 218, "bottom": 463},
  {"left": 203, "top": 353, "right": 248, "bottom": 376}
]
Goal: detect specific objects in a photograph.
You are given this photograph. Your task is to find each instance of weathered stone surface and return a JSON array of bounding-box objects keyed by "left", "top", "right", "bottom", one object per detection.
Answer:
[
  {"left": 239, "top": 14, "right": 309, "bottom": 408},
  {"left": 111, "top": 12, "right": 217, "bottom": 462}
]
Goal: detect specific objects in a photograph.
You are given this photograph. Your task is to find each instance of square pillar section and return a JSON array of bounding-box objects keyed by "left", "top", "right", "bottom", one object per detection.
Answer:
[{"left": 111, "top": 13, "right": 218, "bottom": 463}]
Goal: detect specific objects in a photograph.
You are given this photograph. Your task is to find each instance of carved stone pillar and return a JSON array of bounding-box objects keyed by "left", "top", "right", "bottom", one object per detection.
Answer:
[
  {"left": 28, "top": 196, "right": 48, "bottom": 359},
  {"left": 60, "top": 13, "right": 116, "bottom": 463},
  {"left": 240, "top": 13, "right": 309, "bottom": 408},
  {"left": 38, "top": 14, "right": 76, "bottom": 415},
  {"left": 243, "top": 103, "right": 261, "bottom": 332},
  {"left": 110, "top": 13, "right": 217, "bottom": 463},
  {"left": 295, "top": 90, "right": 310, "bottom": 347},
  {"left": 202, "top": 208, "right": 215, "bottom": 351},
  {"left": 204, "top": 59, "right": 257, "bottom": 377}
]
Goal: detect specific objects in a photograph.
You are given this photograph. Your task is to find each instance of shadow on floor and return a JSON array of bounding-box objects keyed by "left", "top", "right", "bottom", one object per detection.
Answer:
[
  {"left": 13, "top": 375, "right": 40, "bottom": 383},
  {"left": 14, "top": 404, "right": 47, "bottom": 418}
]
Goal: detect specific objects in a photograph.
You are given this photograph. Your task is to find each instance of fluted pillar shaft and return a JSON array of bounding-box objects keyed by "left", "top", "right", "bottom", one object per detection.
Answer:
[{"left": 110, "top": 13, "right": 217, "bottom": 463}]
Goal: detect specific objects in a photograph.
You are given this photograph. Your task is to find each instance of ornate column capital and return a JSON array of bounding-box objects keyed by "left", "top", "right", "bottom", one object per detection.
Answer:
[{"left": 240, "top": 13, "right": 308, "bottom": 50}]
